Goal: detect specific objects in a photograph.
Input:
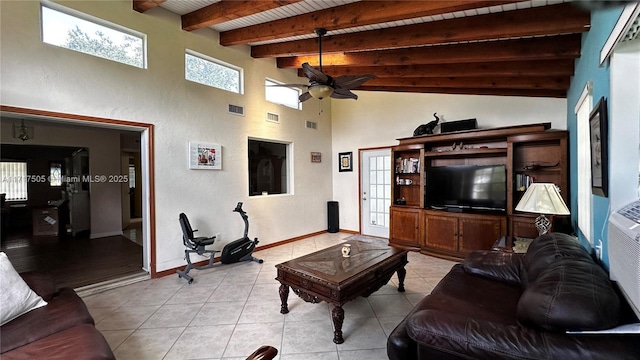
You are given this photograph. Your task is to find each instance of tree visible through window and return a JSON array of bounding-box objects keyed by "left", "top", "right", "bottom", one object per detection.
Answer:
[
  {"left": 41, "top": 4, "right": 145, "bottom": 68},
  {"left": 185, "top": 52, "right": 242, "bottom": 94}
]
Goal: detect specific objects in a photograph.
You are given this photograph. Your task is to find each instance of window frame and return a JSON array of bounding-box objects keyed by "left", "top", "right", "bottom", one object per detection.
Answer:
[
  {"left": 185, "top": 50, "right": 244, "bottom": 94},
  {"left": 40, "top": 1, "right": 147, "bottom": 68},
  {"left": 247, "top": 138, "right": 292, "bottom": 197},
  {"left": 265, "top": 78, "right": 302, "bottom": 110},
  {"left": 1, "top": 161, "right": 29, "bottom": 201},
  {"left": 575, "top": 82, "right": 593, "bottom": 244}
]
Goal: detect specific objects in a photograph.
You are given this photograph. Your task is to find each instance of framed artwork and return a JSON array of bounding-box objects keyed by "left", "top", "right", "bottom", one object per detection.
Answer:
[
  {"left": 339, "top": 152, "right": 353, "bottom": 172},
  {"left": 189, "top": 142, "right": 222, "bottom": 170},
  {"left": 311, "top": 152, "right": 322, "bottom": 163},
  {"left": 589, "top": 97, "right": 608, "bottom": 197}
]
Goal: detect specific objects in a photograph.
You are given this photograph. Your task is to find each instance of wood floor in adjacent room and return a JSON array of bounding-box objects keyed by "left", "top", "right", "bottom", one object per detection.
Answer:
[{"left": 1, "top": 225, "right": 145, "bottom": 289}]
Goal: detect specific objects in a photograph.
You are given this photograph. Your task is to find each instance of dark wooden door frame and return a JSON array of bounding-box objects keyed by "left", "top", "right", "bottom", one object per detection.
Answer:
[{"left": 0, "top": 105, "right": 158, "bottom": 277}]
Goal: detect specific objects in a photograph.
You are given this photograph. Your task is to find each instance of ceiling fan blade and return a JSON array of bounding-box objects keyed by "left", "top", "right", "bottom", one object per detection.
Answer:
[
  {"left": 298, "top": 91, "right": 313, "bottom": 102},
  {"left": 330, "top": 88, "right": 358, "bottom": 100},
  {"left": 333, "top": 74, "right": 376, "bottom": 90},
  {"left": 266, "top": 83, "right": 308, "bottom": 88},
  {"left": 302, "top": 62, "right": 329, "bottom": 84}
]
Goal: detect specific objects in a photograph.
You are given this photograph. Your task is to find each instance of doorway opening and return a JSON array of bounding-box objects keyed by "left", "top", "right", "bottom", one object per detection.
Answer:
[{"left": 0, "top": 106, "right": 155, "bottom": 289}]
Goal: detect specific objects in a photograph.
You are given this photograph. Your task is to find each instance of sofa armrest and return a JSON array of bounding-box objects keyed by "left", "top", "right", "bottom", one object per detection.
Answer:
[
  {"left": 19, "top": 271, "right": 57, "bottom": 301},
  {"left": 463, "top": 251, "right": 523, "bottom": 285}
]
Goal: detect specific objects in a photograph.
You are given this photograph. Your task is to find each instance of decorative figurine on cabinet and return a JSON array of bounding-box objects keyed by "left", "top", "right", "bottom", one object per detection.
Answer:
[{"left": 413, "top": 113, "right": 440, "bottom": 136}]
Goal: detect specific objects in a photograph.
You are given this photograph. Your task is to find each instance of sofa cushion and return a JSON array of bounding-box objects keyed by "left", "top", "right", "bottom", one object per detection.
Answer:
[
  {"left": 0, "top": 252, "right": 47, "bottom": 326},
  {"left": 517, "top": 257, "right": 621, "bottom": 331},
  {"left": 432, "top": 264, "right": 523, "bottom": 319},
  {"left": 1, "top": 288, "right": 95, "bottom": 354},
  {"left": 1, "top": 324, "right": 115, "bottom": 360},
  {"left": 19, "top": 271, "right": 57, "bottom": 301},
  {"left": 463, "top": 250, "right": 523, "bottom": 285},
  {"left": 521, "top": 233, "right": 592, "bottom": 287}
]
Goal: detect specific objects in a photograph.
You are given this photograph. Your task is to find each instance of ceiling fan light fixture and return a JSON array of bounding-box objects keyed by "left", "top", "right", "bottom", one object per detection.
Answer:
[{"left": 308, "top": 84, "right": 333, "bottom": 100}]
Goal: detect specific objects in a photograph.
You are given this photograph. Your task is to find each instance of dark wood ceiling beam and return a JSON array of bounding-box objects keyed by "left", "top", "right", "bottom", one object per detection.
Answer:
[
  {"left": 252, "top": 3, "right": 589, "bottom": 58},
  {"left": 182, "top": 0, "right": 303, "bottom": 32},
  {"left": 278, "top": 34, "right": 582, "bottom": 68},
  {"left": 357, "top": 86, "right": 566, "bottom": 98},
  {"left": 365, "top": 76, "right": 570, "bottom": 90},
  {"left": 133, "top": 0, "right": 166, "bottom": 13},
  {"left": 220, "top": 0, "right": 520, "bottom": 46},
  {"left": 304, "top": 60, "right": 575, "bottom": 78}
]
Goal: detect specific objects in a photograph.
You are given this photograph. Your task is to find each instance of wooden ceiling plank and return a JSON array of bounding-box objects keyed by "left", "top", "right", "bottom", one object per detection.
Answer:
[
  {"left": 133, "top": 0, "right": 166, "bottom": 13},
  {"left": 277, "top": 34, "right": 582, "bottom": 68},
  {"left": 357, "top": 86, "right": 566, "bottom": 98},
  {"left": 310, "top": 60, "right": 575, "bottom": 78},
  {"left": 365, "top": 76, "right": 570, "bottom": 90},
  {"left": 252, "top": 3, "right": 589, "bottom": 58},
  {"left": 182, "top": 0, "right": 303, "bottom": 32},
  {"left": 220, "top": 0, "right": 521, "bottom": 46}
]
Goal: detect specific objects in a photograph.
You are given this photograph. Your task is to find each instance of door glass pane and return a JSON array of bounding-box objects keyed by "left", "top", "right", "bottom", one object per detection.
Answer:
[{"left": 368, "top": 154, "right": 391, "bottom": 228}]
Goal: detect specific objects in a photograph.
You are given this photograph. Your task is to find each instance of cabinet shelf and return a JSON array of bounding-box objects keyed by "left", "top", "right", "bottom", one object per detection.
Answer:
[{"left": 424, "top": 148, "right": 507, "bottom": 158}]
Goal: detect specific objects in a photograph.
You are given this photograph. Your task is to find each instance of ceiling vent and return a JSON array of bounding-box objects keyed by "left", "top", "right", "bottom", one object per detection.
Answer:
[
  {"left": 306, "top": 120, "right": 318, "bottom": 130},
  {"left": 266, "top": 112, "right": 280, "bottom": 123},
  {"left": 228, "top": 104, "right": 244, "bottom": 116}
]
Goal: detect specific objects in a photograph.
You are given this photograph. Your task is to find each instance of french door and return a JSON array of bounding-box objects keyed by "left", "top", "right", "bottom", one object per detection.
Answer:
[{"left": 360, "top": 149, "right": 392, "bottom": 238}]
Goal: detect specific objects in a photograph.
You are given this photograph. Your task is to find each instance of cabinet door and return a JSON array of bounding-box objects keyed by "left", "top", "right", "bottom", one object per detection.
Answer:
[
  {"left": 458, "top": 217, "right": 505, "bottom": 254},
  {"left": 424, "top": 214, "right": 458, "bottom": 251},
  {"left": 389, "top": 207, "right": 420, "bottom": 248}
]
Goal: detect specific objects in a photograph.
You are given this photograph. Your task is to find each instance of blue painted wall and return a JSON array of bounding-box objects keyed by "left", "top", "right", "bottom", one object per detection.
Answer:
[{"left": 566, "top": 7, "right": 625, "bottom": 269}]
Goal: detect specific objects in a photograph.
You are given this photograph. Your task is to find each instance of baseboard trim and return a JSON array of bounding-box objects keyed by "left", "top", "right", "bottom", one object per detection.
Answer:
[{"left": 155, "top": 229, "right": 352, "bottom": 279}]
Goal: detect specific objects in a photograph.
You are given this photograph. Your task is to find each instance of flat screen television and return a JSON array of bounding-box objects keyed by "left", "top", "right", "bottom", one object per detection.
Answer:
[{"left": 426, "top": 164, "right": 507, "bottom": 212}]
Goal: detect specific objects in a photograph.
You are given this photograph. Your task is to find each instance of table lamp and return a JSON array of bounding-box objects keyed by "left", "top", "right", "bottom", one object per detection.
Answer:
[{"left": 515, "top": 183, "right": 570, "bottom": 235}]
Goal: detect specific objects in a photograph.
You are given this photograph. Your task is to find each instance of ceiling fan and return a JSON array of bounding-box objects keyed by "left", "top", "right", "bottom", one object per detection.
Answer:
[{"left": 275, "top": 28, "right": 376, "bottom": 102}]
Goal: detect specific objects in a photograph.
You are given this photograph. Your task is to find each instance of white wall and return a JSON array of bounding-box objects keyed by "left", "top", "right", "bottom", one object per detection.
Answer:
[
  {"left": 0, "top": 0, "right": 333, "bottom": 272},
  {"left": 0, "top": 119, "right": 123, "bottom": 237},
  {"left": 609, "top": 39, "right": 640, "bottom": 211},
  {"left": 331, "top": 91, "right": 567, "bottom": 231}
]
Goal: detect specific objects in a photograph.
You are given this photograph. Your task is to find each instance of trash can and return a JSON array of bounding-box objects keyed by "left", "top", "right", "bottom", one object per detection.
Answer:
[{"left": 327, "top": 201, "right": 339, "bottom": 233}]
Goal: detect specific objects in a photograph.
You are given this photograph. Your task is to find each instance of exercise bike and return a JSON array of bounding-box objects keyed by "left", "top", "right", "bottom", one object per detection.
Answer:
[{"left": 177, "top": 202, "right": 262, "bottom": 284}]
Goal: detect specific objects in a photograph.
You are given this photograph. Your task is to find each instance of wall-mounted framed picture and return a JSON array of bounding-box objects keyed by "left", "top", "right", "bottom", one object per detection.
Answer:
[
  {"left": 339, "top": 152, "right": 353, "bottom": 172},
  {"left": 311, "top": 152, "right": 322, "bottom": 163},
  {"left": 589, "top": 97, "right": 608, "bottom": 197},
  {"left": 189, "top": 142, "right": 222, "bottom": 170}
]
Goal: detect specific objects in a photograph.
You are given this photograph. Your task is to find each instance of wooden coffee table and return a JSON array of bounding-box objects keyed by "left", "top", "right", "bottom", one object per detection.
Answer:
[{"left": 275, "top": 240, "right": 408, "bottom": 344}]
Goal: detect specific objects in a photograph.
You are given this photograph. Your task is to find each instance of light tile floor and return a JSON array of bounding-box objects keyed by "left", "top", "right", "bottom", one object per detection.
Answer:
[{"left": 83, "top": 232, "right": 457, "bottom": 360}]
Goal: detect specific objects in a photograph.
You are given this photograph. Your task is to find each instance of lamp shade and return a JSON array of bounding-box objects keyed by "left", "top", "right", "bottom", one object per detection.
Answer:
[
  {"left": 515, "top": 183, "right": 570, "bottom": 215},
  {"left": 308, "top": 84, "right": 333, "bottom": 99}
]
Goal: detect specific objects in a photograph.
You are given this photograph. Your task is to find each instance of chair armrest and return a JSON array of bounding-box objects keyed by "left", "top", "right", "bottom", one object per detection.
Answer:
[
  {"left": 463, "top": 251, "right": 523, "bottom": 285},
  {"left": 245, "top": 345, "right": 278, "bottom": 360}
]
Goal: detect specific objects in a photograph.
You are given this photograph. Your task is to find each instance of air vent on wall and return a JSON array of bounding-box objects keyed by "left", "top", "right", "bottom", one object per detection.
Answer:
[
  {"left": 266, "top": 112, "right": 279, "bottom": 123},
  {"left": 622, "top": 13, "right": 639, "bottom": 42},
  {"left": 228, "top": 104, "right": 244, "bottom": 116},
  {"left": 306, "top": 120, "right": 318, "bottom": 130}
]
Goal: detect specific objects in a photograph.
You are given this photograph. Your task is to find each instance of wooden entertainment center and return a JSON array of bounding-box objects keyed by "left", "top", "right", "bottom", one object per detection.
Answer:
[{"left": 390, "top": 123, "right": 568, "bottom": 260}]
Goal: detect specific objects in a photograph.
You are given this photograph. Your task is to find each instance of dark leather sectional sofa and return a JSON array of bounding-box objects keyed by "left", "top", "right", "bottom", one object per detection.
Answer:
[
  {"left": 388, "top": 232, "right": 640, "bottom": 360},
  {"left": 0, "top": 272, "right": 115, "bottom": 359}
]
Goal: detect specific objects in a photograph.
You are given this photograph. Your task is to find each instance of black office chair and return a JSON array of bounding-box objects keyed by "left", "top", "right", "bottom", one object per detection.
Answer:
[{"left": 176, "top": 213, "right": 218, "bottom": 284}]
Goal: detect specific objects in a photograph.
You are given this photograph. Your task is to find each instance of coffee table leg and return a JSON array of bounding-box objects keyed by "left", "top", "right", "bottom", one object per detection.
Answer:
[
  {"left": 331, "top": 306, "right": 345, "bottom": 344},
  {"left": 279, "top": 284, "right": 289, "bottom": 314},
  {"left": 396, "top": 267, "right": 406, "bottom": 292}
]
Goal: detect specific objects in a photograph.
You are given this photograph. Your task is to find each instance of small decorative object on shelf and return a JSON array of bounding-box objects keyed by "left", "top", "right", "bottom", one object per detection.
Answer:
[
  {"left": 395, "top": 157, "right": 420, "bottom": 173},
  {"left": 413, "top": 113, "right": 440, "bottom": 136}
]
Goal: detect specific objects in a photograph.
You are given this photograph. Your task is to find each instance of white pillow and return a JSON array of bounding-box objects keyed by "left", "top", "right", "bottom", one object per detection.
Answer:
[{"left": 0, "top": 252, "right": 47, "bottom": 326}]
